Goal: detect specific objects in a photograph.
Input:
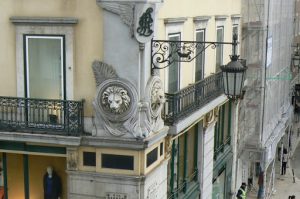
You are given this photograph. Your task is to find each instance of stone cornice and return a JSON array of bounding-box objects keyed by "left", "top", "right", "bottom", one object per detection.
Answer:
[
  {"left": 10, "top": 16, "right": 78, "bottom": 25},
  {"left": 97, "top": 0, "right": 162, "bottom": 3},
  {"left": 231, "top": 14, "right": 242, "bottom": 19},
  {"left": 164, "top": 17, "right": 187, "bottom": 24},
  {"left": 0, "top": 131, "right": 81, "bottom": 146},
  {"left": 215, "top": 15, "right": 229, "bottom": 20},
  {"left": 193, "top": 16, "right": 211, "bottom": 22},
  {"left": 81, "top": 127, "right": 168, "bottom": 149}
]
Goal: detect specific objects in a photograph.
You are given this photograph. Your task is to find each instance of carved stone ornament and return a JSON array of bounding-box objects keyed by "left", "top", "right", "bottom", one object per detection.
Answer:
[
  {"left": 146, "top": 76, "right": 165, "bottom": 132},
  {"left": 96, "top": 1, "right": 135, "bottom": 36},
  {"left": 165, "top": 136, "right": 173, "bottom": 159},
  {"left": 106, "top": 192, "right": 128, "bottom": 199},
  {"left": 136, "top": 7, "right": 154, "bottom": 37},
  {"left": 93, "top": 61, "right": 142, "bottom": 137},
  {"left": 67, "top": 148, "right": 78, "bottom": 171},
  {"left": 96, "top": 79, "right": 136, "bottom": 122},
  {"left": 134, "top": 4, "right": 156, "bottom": 43},
  {"left": 203, "top": 107, "right": 219, "bottom": 130}
]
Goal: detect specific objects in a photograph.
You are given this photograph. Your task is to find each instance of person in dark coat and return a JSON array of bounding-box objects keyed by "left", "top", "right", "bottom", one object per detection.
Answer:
[{"left": 43, "top": 166, "right": 62, "bottom": 199}]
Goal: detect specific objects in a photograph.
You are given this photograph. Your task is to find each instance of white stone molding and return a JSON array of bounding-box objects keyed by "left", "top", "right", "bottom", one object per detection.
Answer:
[{"left": 194, "top": 16, "right": 211, "bottom": 30}]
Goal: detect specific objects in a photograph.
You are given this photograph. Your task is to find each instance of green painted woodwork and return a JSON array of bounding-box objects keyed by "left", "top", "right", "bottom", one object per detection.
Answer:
[
  {"left": 170, "top": 140, "right": 175, "bottom": 197},
  {"left": 183, "top": 133, "right": 188, "bottom": 192},
  {"left": 0, "top": 141, "right": 66, "bottom": 155},
  {"left": 23, "top": 154, "right": 29, "bottom": 199},
  {"left": 193, "top": 124, "right": 199, "bottom": 181}
]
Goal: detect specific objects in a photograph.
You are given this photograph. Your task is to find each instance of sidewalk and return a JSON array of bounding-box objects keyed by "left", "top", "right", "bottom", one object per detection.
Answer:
[{"left": 247, "top": 133, "right": 300, "bottom": 199}]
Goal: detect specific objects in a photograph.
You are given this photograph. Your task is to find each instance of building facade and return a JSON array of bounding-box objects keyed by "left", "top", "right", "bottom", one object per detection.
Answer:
[
  {"left": 236, "top": 0, "right": 295, "bottom": 198},
  {"left": 0, "top": 0, "right": 243, "bottom": 199},
  {"left": 156, "top": 1, "right": 242, "bottom": 198}
]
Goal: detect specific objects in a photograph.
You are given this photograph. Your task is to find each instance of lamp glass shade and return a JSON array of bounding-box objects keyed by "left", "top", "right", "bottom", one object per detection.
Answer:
[{"left": 220, "top": 59, "right": 246, "bottom": 99}]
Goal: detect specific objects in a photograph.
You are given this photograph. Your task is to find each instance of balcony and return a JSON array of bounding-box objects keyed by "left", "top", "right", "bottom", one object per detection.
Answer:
[
  {"left": 0, "top": 96, "right": 84, "bottom": 136},
  {"left": 163, "top": 72, "right": 223, "bottom": 125}
]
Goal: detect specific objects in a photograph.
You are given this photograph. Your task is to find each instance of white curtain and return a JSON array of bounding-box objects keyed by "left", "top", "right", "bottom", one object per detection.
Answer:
[{"left": 27, "top": 37, "right": 62, "bottom": 99}]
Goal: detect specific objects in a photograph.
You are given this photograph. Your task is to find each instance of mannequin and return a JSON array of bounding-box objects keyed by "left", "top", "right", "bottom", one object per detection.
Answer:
[{"left": 43, "top": 166, "right": 61, "bottom": 199}]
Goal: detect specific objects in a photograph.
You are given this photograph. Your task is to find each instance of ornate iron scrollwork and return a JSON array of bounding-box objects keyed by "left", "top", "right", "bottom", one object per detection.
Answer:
[
  {"left": 137, "top": 7, "right": 154, "bottom": 37},
  {"left": 151, "top": 36, "right": 238, "bottom": 75}
]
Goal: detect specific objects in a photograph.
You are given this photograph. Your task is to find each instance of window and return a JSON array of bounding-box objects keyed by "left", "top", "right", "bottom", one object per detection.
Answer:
[
  {"left": 11, "top": 17, "right": 76, "bottom": 100},
  {"left": 214, "top": 102, "right": 232, "bottom": 158},
  {"left": 101, "top": 154, "right": 134, "bottom": 170},
  {"left": 24, "top": 35, "right": 65, "bottom": 99},
  {"left": 83, "top": 151, "right": 96, "bottom": 167},
  {"left": 168, "top": 33, "right": 181, "bottom": 93},
  {"left": 216, "top": 26, "right": 224, "bottom": 72},
  {"left": 195, "top": 29, "right": 205, "bottom": 81},
  {"left": 168, "top": 124, "right": 199, "bottom": 197},
  {"left": 160, "top": 142, "right": 164, "bottom": 156},
  {"left": 146, "top": 147, "right": 158, "bottom": 167}
]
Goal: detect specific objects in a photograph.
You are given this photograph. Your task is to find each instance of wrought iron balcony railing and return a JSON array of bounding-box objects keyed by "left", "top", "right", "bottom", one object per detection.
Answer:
[
  {"left": 0, "top": 96, "right": 84, "bottom": 136},
  {"left": 163, "top": 72, "right": 223, "bottom": 125}
]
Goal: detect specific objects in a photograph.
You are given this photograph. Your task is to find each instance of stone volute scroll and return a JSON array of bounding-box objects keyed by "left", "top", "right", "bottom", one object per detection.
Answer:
[{"left": 92, "top": 60, "right": 142, "bottom": 138}]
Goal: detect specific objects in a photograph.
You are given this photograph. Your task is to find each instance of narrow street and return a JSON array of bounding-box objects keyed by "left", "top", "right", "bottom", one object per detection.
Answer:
[{"left": 247, "top": 136, "right": 300, "bottom": 199}]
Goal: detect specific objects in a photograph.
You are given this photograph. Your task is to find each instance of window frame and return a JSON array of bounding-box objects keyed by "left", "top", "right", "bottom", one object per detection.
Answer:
[
  {"left": 216, "top": 26, "right": 224, "bottom": 72},
  {"left": 167, "top": 32, "right": 181, "bottom": 93},
  {"left": 195, "top": 29, "right": 206, "bottom": 82},
  {"left": 11, "top": 20, "right": 75, "bottom": 100},
  {"left": 23, "top": 34, "right": 66, "bottom": 99}
]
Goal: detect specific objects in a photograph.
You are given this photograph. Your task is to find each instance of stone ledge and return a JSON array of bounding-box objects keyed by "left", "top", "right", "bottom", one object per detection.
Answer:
[
  {"left": 0, "top": 131, "right": 81, "bottom": 146},
  {"left": 97, "top": 0, "right": 162, "bottom": 3},
  {"left": 10, "top": 16, "right": 78, "bottom": 25},
  {"left": 81, "top": 126, "right": 168, "bottom": 150},
  {"left": 67, "top": 170, "right": 145, "bottom": 183}
]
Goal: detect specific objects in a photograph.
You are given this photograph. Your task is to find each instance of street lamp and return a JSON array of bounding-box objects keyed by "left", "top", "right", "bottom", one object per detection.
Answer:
[
  {"left": 150, "top": 33, "right": 247, "bottom": 99},
  {"left": 220, "top": 34, "right": 247, "bottom": 100},
  {"left": 293, "top": 50, "right": 300, "bottom": 68}
]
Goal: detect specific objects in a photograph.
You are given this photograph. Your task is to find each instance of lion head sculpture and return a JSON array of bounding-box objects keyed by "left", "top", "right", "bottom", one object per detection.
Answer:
[
  {"left": 102, "top": 86, "right": 131, "bottom": 114},
  {"left": 151, "top": 82, "right": 165, "bottom": 114}
]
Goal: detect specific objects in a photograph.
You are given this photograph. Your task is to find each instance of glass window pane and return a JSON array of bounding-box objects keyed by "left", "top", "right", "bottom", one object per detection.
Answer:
[
  {"left": 168, "top": 34, "right": 180, "bottom": 93},
  {"left": 83, "top": 152, "right": 96, "bottom": 166},
  {"left": 26, "top": 37, "right": 63, "bottom": 99},
  {"left": 216, "top": 27, "right": 224, "bottom": 71},
  {"left": 196, "top": 30, "right": 205, "bottom": 81}
]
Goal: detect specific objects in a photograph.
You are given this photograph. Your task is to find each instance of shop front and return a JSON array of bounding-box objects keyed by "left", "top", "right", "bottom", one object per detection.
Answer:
[{"left": 0, "top": 141, "right": 67, "bottom": 199}]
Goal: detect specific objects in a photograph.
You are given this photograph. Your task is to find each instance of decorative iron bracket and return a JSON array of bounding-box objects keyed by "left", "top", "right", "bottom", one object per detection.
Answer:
[{"left": 151, "top": 34, "right": 238, "bottom": 75}]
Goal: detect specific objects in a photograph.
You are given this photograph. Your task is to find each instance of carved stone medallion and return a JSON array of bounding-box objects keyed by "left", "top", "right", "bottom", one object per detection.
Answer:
[{"left": 96, "top": 79, "right": 137, "bottom": 122}]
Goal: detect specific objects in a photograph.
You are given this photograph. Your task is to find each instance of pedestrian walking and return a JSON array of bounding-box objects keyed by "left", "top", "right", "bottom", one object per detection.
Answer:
[
  {"left": 282, "top": 148, "right": 288, "bottom": 175},
  {"left": 236, "top": 182, "right": 247, "bottom": 199},
  {"left": 288, "top": 195, "right": 295, "bottom": 199}
]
